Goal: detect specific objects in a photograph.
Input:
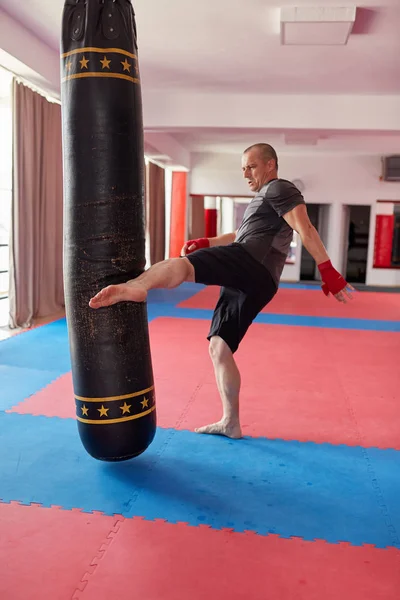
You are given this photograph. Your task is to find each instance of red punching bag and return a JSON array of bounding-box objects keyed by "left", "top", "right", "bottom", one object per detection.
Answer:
[
  {"left": 204, "top": 196, "right": 217, "bottom": 238},
  {"left": 61, "top": 0, "right": 156, "bottom": 461}
]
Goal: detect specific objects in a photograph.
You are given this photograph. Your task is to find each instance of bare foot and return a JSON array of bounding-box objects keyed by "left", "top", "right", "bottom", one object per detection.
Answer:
[
  {"left": 89, "top": 282, "right": 147, "bottom": 308},
  {"left": 195, "top": 419, "right": 242, "bottom": 439}
]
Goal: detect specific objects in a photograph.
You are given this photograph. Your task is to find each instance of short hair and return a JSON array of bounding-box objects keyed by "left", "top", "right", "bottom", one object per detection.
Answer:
[{"left": 243, "top": 143, "right": 278, "bottom": 170}]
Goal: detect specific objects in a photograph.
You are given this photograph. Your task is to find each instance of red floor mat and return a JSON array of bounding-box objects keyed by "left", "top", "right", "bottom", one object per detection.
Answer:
[
  {"left": 7, "top": 372, "right": 201, "bottom": 428},
  {"left": 0, "top": 502, "right": 118, "bottom": 600},
  {"left": 79, "top": 517, "right": 400, "bottom": 600},
  {"left": 7, "top": 372, "right": 76, "bottom": 419},
  {"left": 178, "top": 286, "right": 400, "bottom": 320},
  {"left": 9, "top": 317, "right": 400, "bottom": 449},
  {"left": 2, "top": 504, "right": 398, "bottom": 600}
]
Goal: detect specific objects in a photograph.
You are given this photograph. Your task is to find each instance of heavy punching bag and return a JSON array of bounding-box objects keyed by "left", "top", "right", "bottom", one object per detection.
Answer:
[{"left": 60, "top": 0, "right": 156, "bottom": 461}]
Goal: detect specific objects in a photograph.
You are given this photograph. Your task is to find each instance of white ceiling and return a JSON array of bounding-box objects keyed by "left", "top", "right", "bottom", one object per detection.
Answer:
[
  {"left": 0, "top": 0, "right": 400, "bottom": 160},
  {"left": 1, "top": 0, "right": 399, "bottom": 94}
]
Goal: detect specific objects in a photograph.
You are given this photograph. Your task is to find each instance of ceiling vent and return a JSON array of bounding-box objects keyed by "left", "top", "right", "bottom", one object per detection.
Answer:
[{"left": 382, "top": 156, "right": 400, "bottom": 182}]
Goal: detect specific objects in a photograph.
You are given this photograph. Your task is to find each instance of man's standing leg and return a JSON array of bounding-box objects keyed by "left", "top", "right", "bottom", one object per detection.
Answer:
[
  {"left": 195, "top": 287, "right": 247, "bottom": 439},
  {"left": 195, "top": 335, "right": 242, "bottom": 439},
  {"left": 195, "top": 283, "right": 276, "bottom": 439}
]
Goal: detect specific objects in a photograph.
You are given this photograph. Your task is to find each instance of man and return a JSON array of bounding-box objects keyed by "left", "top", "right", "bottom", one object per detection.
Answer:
[{"left": 89, "top": 143, "right": 354, "bottom": 439}]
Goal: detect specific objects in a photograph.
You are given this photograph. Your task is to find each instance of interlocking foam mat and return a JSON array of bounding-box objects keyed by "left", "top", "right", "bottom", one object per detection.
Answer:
[
  {"left": 8, "top": 316, "right": 400, "bottom": 449},
  {"left": 2, "top": 502, "right": 399, "bottom": 600},
  {"left": 1, "top": 412, "right": 400, "bottom": 548},
  {"left": 1, "top": 283, "right": 399, "bottom": 599},
  {"left": 178, "top": 285, "right": 400, "bottom": 321}
]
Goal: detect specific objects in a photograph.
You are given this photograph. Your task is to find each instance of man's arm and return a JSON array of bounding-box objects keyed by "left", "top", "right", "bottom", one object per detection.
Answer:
[
  {"left": 282, "top": 204, "right": 354, "bottom": 302},
  {"left": 209, "top": 232, "right": 237, "bottom": 247},
  {"left": 283, "top": 204, "right": 329, "bottom": 264},
  {"left": 181, "top": 231, "right": 237, "bottom": 255}
]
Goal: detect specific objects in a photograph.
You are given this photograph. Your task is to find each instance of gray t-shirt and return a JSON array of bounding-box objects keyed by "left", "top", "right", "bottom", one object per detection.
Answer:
[{"left": 235, "top": 178, "right": 305, "bottom": 285}]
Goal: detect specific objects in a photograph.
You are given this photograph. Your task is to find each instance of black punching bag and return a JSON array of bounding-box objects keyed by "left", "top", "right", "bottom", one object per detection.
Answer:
[{"left": 60, "top": 0, "right": 156, "bottom": 461}]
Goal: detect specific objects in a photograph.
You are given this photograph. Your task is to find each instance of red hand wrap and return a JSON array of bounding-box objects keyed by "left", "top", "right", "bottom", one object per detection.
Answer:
[
  {"left": 317, "top": 260, "right": 347, "bottom": 296},
  {"left": 184, "top": 237, "right": 210, "bottom": 254}
]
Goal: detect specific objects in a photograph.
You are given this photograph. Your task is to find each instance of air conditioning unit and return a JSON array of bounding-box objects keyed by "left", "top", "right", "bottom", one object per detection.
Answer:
[{"left": 382, "top": 156, "right": 400, "bottom": 181}]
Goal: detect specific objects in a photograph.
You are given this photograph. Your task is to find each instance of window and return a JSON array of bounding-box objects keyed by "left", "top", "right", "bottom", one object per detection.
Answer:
[{"left": 0, "top": 67, "right": 13, "bottom": 326}]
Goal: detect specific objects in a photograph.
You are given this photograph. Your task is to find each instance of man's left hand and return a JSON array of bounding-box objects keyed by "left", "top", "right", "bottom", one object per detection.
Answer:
[{"left": 317, "top": 260, "right": 355, "bottom": 303}]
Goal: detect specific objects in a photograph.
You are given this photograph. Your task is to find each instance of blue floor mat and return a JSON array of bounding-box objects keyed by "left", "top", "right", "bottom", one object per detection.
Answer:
[
  {"left": 279, "top": 283, "right": 321, "bottom": 290},
  {"left": 0, "top": 320, "right": 71, "bottom": 372},
  {"left": 147, "top": 282, "right": 205, "bottom": 304},
  {"left": 0, "top": 365, "right": 61, "bottom": 411},
  {"left": 148, "top": 307, "right": 400, "bottom": 332},
  {"left": 1, "top": 413, "right": 399, "bottom": 549},
  {"left": 364, "top": 447, "right": 400, "bottom": 548}
]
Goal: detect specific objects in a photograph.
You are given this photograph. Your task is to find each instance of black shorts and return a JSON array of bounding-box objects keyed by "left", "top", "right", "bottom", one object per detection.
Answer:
[{"left": 186, "top": 243, "right": 277, "bottom": 353}]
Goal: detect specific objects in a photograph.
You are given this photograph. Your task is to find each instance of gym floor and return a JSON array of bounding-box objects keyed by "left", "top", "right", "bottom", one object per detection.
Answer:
[{"left": 1, "top": 282, "right": 399, "bottom": 599}]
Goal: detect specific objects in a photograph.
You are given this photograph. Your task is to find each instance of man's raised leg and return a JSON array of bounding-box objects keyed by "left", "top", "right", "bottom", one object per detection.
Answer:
[
  {"left": 195, "top": 336, "right": 242, "bottom": 439},
  {"left": 89, "top": 258, "right": 194, "bottom": 308}
]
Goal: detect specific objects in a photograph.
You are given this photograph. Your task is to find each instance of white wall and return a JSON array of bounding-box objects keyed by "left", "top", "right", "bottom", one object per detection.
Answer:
[
  {"left": 143, "top": 90, "right": 400, "bottom": 133},
  {"left": 0, "top": 9, "right": 60, "bottom": 98},
  {"left": 190, "top": 152, "right": 400, "bottom": 286}
]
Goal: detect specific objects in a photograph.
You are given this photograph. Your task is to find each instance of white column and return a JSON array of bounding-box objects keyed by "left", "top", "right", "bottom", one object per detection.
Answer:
[{"left": 220, "top": 197, "right": 235, "bottom": 234}]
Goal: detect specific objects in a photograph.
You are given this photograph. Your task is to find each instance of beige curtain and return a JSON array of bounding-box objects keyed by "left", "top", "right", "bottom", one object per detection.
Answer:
[
  {"left": 146, "top": 161, "right": 165, "bottom": 265},
  {"left": 9, "top": 80, "right": 64, "bottom": 328}
]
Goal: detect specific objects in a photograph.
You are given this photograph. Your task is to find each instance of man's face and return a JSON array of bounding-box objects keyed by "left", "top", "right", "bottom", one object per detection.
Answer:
[{"left": 241, "top": 150, "right": 276, "bottom": 193}]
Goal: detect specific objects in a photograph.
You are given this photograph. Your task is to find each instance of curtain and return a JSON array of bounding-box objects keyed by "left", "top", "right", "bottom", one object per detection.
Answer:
[
  {"left": 189, "top": 195, "right": 205, "bottom": 240},
  {"left": 169, "top": 171, "right": 187, "bottom": 258},
  {"left": 8, "top": 80, "right": 64, "bottom": 328},
  {"left": 146, "top": 161, "right": 165, "bottom": 265}
]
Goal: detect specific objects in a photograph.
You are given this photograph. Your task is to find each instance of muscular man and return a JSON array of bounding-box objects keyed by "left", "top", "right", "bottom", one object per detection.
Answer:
[{"left": 89, "top": 143, "right": 354, "bottom": 439}]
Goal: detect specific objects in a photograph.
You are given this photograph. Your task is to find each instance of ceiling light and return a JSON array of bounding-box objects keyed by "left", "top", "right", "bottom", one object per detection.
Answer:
[{"left": 280, "top": 6, "right": 357, "bottom": 45}]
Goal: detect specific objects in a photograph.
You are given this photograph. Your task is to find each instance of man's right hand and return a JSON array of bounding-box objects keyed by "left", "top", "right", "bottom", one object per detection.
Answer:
[{"left": 181, "top": 237, "right": 210, "bottom": 256}]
